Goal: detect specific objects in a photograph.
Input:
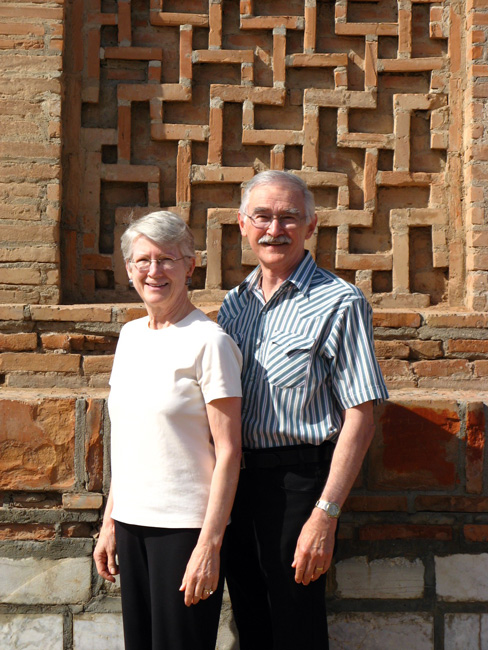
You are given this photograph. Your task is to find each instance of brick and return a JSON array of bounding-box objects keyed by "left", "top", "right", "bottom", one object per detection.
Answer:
[
  {"left": 85, "top": 399, "right": 104, "bottom": 491},
  {"left": 359, "top": 525, "right": 452, "bottom": 541},
  {"left": 464, "top": 525, "right": 488, "bottom": 543},
  {"left": 0, "top": 246, "right": 58, "bottom": 263},
  {"left": 412, "top": 360, "right": 470, "bottom": 378},
  {"left": 30, "top": 305, "right": 112, "bottom": 322},
  {"left": 436, "top": 554, "right": 488, "bottom": 601},
  {"left": 0, "top": 268, "right": 41, "bottom": 285},
  {"left": 424, "top": 313, "right": 488, "bottom": 328},
  {"left": 115, "top": 306, "right": 147, "bottom": 323},
  {"left": 474, "top": 360, "right": 488, "bottom": 376},
  {"left": 61, "top": 523, "right": 93, "bottom": 538},
  {"left": 375, "top": 340, "right": 409, "bottom": 359},
  {"left": 378, "top": 359, "right": 411, "bottom": 377},
  {"left": 328, "top": 613, "right": 434, "bottom": 650},
  {"left": 0, "top": 615, "right": 63, "bottom": 650},
  {"left": 373, "top": 311, "right": 421, "bottom": 328},
  {"left": 0, "top": 557, "right": 91, "bottom": 604},
  {"left": 466, "top": 402, "right": 486, "bottom": 494},
  {"left": 62, "top": 493, "right": 103, "bottom": 510},
  {"left": 343, "top": 495, "right": 408, "bottom": 512},
  {"left": 83, "top": 355, "right": 115, "bottom": 374},
  {"left": 407, "top": 340, "right": 444, "bottom": 359},
  {"left": 0, "top": 397, "right": 76, "bottom": 489},
  {"left": 0, "top": 224, "right": 57, "bottom": 243},
  {"left": 41, "top": 333, "right": 76, "bottom": 351},
  {"left": 0, "top": 524, "right": 56, "bottom": 540},
  {"left": 0, "top": 333, "right": 37, "bottom": 351},
  {"left": 0, "top": 305, "right": 24, "bottom": 320},
  {"left": 370, "top": 401, "right": 461, "bottom": 489},
  {"left": 415, "top": 496, "right": 488, "bottom": 512},
  {"left": 0, "top": 353, "right": 80, "bottom": 373},
  {"left": 336, "top": 557, "right": 425, "bottom": 599},
  {"left": 447, "top": 339, "right": 488, "bottom": 355}
]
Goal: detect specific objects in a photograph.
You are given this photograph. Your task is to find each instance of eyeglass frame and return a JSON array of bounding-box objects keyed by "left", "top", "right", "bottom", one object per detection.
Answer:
[
  {"left": 241, "top": 210, "right": 307, "bottom": 230},
  {"left": 129, "top": 256, "right": 189, "bottom": 273}
]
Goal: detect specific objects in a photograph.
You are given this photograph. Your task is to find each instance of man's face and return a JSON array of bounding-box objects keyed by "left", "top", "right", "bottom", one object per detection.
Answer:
[{"left": 238, "top": 182, "right": 316, "bottom": 276}]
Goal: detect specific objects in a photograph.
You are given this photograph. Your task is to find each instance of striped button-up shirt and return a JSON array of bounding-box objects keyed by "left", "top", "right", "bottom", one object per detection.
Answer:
[{"left": 218, "top": 252, "right": 389, "bottom": 449}]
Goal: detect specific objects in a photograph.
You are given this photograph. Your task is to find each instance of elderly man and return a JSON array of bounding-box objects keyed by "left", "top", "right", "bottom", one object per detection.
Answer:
[{"left": 218, "top": 171, "right": 388, "bottom": 650}]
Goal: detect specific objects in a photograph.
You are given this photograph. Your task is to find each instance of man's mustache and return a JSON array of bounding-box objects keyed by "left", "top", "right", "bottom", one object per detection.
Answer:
[{"left": 258, "top": 234, "right": 292, "bottom": 245}]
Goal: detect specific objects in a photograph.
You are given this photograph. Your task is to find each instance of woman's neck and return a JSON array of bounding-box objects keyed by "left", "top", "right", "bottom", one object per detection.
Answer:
[{"left": 146, "top": 298, "right": 195, "bottom": 330}]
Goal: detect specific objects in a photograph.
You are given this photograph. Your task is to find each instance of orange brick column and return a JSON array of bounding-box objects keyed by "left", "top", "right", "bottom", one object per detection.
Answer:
[
  {"left": 466, "top": 0, "right": 488, "bottom": 310},
  {"left": 0, "top": 0, "right": 64, "bottom": 304}
]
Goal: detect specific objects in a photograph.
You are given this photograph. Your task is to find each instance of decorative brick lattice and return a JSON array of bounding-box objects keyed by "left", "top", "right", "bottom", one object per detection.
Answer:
[{"left": 65, "top": 0, "right": 463, "bottom": 306}]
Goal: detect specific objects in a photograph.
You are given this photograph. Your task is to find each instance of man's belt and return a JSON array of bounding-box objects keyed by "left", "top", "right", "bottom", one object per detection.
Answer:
[{"left": 241, "top": 440, "right": 335, "bottom": 470}]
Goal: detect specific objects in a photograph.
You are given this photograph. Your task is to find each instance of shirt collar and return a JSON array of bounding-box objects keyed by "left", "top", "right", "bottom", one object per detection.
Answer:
[{"left": 237, "top": 251, "right": 317, "bottom": 297}]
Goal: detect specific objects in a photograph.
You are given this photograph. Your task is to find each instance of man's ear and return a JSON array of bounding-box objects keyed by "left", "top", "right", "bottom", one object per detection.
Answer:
[
  {"left": 305, "top": 213, "right": 318, "bottom": 241},
  {"left": 237, "top": 212, "right": 248, "bottom": 237}
]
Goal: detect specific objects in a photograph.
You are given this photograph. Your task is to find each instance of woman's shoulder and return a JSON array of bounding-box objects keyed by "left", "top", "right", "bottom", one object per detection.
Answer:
[
  {"left": 118, "top": 315, "right": 149, "bottom": 338},
  {"left": 185, "top": 309, "right": 230, "bottom": 340}
]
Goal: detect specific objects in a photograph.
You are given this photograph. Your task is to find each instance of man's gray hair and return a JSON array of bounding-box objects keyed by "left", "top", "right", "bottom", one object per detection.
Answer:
[
  {"left": 240, "top": 171, "right": 315, "bottom": 223},
  {"left": 120, "top": 211, "right": 195, "bottom": 262}
]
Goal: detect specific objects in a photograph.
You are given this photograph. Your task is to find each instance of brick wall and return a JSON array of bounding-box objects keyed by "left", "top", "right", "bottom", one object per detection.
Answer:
[{"left": 0, "top": 1, "right": 487, "bottom": 650}]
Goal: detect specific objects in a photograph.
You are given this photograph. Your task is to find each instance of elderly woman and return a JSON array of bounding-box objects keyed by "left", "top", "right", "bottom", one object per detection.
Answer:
[{"left": 93, "top": 211, "right": 242, "bottom": 650}]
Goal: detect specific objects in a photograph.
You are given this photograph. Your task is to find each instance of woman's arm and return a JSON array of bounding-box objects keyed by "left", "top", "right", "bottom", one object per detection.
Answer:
[
  {"left": 93, "top": 483, "right": 119, "bottom": 583},
  {"left": 180, "top": 396, "right": 242, "bottom": 606}
]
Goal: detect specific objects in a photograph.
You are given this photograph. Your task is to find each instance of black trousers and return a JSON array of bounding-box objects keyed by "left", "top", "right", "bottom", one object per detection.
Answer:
[
  {"left": 114, "top": 521, "right": 225, "bottom": 650},
  {"left": 226, "top": 453, "right": 334, "bottom": 650}
]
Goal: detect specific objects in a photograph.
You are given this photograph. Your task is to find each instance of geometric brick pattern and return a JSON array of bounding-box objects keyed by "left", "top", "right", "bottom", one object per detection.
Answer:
[{"left": 63, "top": 0, "right": 464, "bottom": 307}]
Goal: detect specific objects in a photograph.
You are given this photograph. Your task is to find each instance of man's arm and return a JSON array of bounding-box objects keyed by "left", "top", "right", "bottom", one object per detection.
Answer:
[{"left": 291, "top": 401, "right": 375, "bottom": 585}]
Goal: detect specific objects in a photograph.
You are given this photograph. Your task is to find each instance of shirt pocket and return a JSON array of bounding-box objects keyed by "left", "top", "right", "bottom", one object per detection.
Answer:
[{"left": 265, "top": 333, "right": 315, "bottom": 389}]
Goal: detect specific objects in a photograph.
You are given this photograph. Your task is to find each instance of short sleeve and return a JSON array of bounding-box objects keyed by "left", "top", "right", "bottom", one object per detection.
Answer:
[
  {"left": 196, "top": 328, "right": 243, "bottom": 403},
  {"left": 326, "top": 296, "right": 388, "bottom": 410}
]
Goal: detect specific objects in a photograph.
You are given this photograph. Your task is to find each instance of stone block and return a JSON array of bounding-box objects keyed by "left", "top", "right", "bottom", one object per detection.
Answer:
[
  {"left": 444, "top": 614, "right": 488, "bottom": 650},
  {"left": 73, "top": 613, "right": 124, "bottom": 650},
  {"left": 0, "top": 614, "right": 63, "bottom": 650},
  {"left": 335, "top": 556, "right": 424, "bottom": 599},
  {"left": 436, "top": 554, "right": 488, "bottom": 601},
  {"left": 0, "top": 396, "right": 76, "bottom": 490},
  {"left": 62, "top": 493, "right": 103, "bottom": 510},
  {"left": 328, "top": 613, "right": 433, "bottom": 650},
  {"left": 0, "top": 556, "right": 91, "bottom": 604}
]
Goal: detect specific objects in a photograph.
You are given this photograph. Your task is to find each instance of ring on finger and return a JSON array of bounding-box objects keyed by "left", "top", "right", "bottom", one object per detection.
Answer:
[{"left": 315, "top": 567, "right": 324, "bottom": 572}]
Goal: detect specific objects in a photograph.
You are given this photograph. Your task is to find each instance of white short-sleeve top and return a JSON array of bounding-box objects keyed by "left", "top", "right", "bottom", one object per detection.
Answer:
[{"left": 108, "top": 309, "right": 242, "bottom": 529}]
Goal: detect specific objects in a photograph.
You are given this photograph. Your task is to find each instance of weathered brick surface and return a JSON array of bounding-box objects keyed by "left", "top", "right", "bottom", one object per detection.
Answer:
[
  {"left": 370, "top": 399, "right": 462, "bottom": 490},
  {"left": 0, "top": 395, "right": 76, "bottom": 490}
]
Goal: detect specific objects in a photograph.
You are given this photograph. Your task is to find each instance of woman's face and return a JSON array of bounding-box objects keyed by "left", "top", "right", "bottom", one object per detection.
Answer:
[{"left": 126, "top": 235, "right": 195, "bottom": 315}]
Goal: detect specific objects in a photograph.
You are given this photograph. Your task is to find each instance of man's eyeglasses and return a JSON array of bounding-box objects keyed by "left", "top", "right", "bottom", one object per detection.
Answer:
[
  {"left": 130, "top": 257, "right": 186, "bottom": 273},
  {"left": 242, "top": 211, "right": 304, "bottom": 230}
]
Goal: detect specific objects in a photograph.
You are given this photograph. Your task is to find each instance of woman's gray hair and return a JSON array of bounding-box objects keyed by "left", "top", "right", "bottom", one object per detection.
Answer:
[
  {"left": 240, "top": 171, "right": 315, "bottom": 223},
  {"left": 120, "top": 211, "right": 195, "bottom": 262}
]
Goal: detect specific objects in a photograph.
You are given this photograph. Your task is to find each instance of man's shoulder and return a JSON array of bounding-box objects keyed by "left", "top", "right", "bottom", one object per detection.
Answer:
[{"left": 307, "top": 266, "right": 366, "bottom": 308}]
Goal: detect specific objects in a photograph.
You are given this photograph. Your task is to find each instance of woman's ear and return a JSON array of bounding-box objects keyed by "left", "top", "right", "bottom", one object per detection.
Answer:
[{"left": 186, "top": 256, "right": 196, "bottom": 278}]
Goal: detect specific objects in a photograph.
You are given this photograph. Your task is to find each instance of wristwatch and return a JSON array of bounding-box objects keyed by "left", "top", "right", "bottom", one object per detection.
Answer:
[{"left": 315, "top": 500, "right": 341, "bottom": 518}]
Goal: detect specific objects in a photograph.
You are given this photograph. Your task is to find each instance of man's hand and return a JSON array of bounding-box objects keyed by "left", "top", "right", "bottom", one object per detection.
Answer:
[{"left": 291, "top": 508, "right": 337, "bottom": 585}]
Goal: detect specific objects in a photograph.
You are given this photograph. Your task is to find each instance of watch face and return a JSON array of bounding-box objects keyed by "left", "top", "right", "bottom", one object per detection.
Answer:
[{"left": 327, "top": 503, "right": 340, "bottom": 517}]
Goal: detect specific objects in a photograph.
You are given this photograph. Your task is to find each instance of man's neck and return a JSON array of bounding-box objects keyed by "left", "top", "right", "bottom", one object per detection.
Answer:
[{"left": 259, "top": 260, "right": 301, "bottom": 301}]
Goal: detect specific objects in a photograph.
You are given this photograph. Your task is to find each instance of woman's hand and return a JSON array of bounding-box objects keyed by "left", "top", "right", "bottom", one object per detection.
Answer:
[
  {"left": 93, "top": 519, "right": 119, "bottom": 583},
  {"left": 179, "top": 542, "right": 220, "bottom": 607}
]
